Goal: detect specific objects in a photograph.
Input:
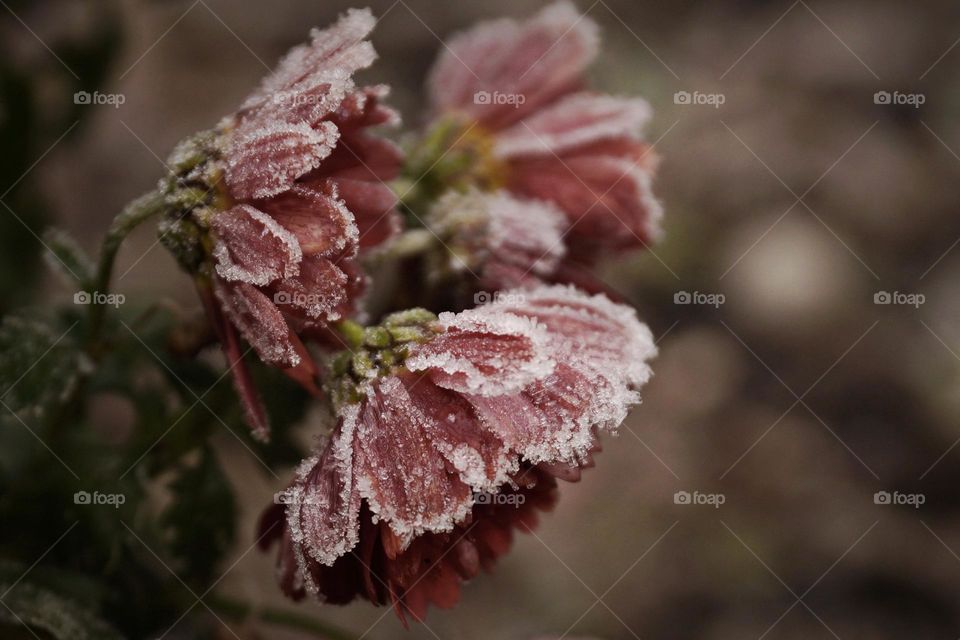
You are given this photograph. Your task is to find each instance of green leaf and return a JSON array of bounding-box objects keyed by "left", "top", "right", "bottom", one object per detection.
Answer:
[
  {"left": 0, "top": 316, "right": 88, "bottom": 424},
  {"left": 0, "top": 581, "right": 124, "bottom": 640},
  {"left": 42, "top": 228, "right": 94, "bottom": 287}
]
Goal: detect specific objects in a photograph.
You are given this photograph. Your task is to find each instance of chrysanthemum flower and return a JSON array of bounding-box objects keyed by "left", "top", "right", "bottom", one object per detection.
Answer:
[
  {"left": 423, "top": 1, "right": 662, "bottom": 260},
  {"left": 428, "top": 188, "right": 567, "bottom": 290},
  {"left": 160, "top": 8, "right": 402, "bottom": 438},
  {"left": 259, "top": 284, "right": 656, "bottom": 622}
]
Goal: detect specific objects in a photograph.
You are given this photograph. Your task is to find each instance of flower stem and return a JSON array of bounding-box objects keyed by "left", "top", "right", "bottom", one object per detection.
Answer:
[
  {"left": 87, "top": 189, "right": 168, "bottom": 351},
  {"left": 207, "top": 593, "right": 361, "bottom": 640}
]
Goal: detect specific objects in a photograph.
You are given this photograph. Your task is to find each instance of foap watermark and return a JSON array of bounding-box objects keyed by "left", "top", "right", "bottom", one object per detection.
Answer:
[
  {"left": 874, "top": 291, "right": 925, "bottom": 308},
  {"left": 674, "top": 490, "right": 725, "bottom": 509},
  {"left": 74, "top": 90, "right": 126, "bottom": 109},
  {"left": 474, "top": 290, "right": 526, "bottom": 305},
  {"left": 674, "top": 290, "right": 725, "bottom": 308},
  {"left": 873, "top": 90, "right": 925, "bottom": 108},
  {"left": 273, "top": 488, "right": 322, "bottom": 506},
  {"left": 473, "top": 90, "right": 526, "bottom": 108},
  {"left": 74, "top": 490, "right": 126, "bottom": 509},
  {"left": 874, "top": 490, "right": 924, "bottom": 509},
  {"left": 74, "top": 290, "right": 125, "bottom": 308},
  {"left": 472, "top": 490, "right": 526, "bottom": 508},
  {"left": 673, "top": 90, "right": 725, "bottom": 109},
  {"left": 274, "top": 291, "right": 326, "bottom": 307}
]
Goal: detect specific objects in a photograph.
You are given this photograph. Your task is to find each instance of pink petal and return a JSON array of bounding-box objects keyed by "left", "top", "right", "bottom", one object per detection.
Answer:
[
  {"left": 225, "top": 120, "right": 340, "bottom": 201},
  {"left": 399, "top": 372, "right": 516, "bottom": 491},
  {"left": 332, "top": 84, "right": 402, "bottom": 131},
  {"left": 287, "top": 406, "right": 362, "bottom": 569},
  {"left": 431, "top": 189, "right": 566, "bottom": 288},
  {"left": 319, "top": 133, "right": 404, "bottom": 183},
  {"left": 330, "top": 177, "right": 400, "bottom": 250},
  {"left": 427, "top": 1, "right": 599, "bottom": 130},
  {"left": 353, "top": 377, "right": 474, "bottom": 548},
  {"left": 508, "top": 152, "right": 663, "bottom": 249},
  {"left": 241, "top": 8, "right": 377, "bottom": 114},
  {"left": 213, "top": 279, "right": 301, "bottom": 369},
  {"left": 258, "top": 184, "right": 359, "bottom": 259},
  {"left": 406, "top": 309, "right": 554, "bottom": 396},
  {"left": 199, "top": 283, "right": 271, "bottom": 441},
  {"left": 211, "top": 204, "right": 303, "bottom": 286},
  {"left": 495, "top": 93, "right": 652, "bottom": 158},
  {"left": 269, "top": 254, "right": 350, "bottom": 322}
]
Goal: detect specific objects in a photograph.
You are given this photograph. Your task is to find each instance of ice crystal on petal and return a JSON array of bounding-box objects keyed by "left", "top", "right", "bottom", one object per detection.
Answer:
[
  {"left": 242, "top": 8, "right": 377, "bottom": 114},
  {"left": 406, "top": 308, "right": 554, "bottom": 395},
  {"left": 431, "top": 188, "right": 567, "bottom": 287},
  {"left": 211, "top": 204, "right": 303, "bottom": 286},
  {"left": 289, "top": 404, "right": 361, "bottom": 568},
  {"left": 213, "top": 280, "right": 301, "bottom": 368},
  {"left": 225, "top": 120, "right": 340, "bottom": 201},
  {"left": 353, "top": 377, "right": 474, "bottom": 547}
]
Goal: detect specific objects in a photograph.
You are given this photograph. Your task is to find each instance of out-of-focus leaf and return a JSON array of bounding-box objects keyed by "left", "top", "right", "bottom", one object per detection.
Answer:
[
  {"left": 160, "top": 447, "right": 236, "bottom": 586},
  {"left": 0, "top": 316, "right": 88, "bottom": 424},
  {"left": 42, "top": 228, "right": 94, "bottom": 287},
  {"left": 0, "top": 580, "right": 124, "bottom": 640}
]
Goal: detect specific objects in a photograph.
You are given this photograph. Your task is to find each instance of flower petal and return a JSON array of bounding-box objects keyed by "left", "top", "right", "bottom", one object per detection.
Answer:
[
  {"left": 225, "top": 120, "right": 340, "bottom": 201},
  {"left": 258, "top": 183, "right": 359, "bottom": 259},
  {"left": 427, "top": 1, "right": 599, "bottom": 130},
  {"left": 399, "top": 371, "right": 516, "bottom": 491},
  {"left": 211, "top": 204, "right": 303, "bottom": 286},
  {"left": 353, "top": 377, "right": 474, "bottom": 548},
  {"left": 213, "top": 279, "right": 301, "bottom": 369},
  {"left": 495, "top": 92, "right": 652, "bottom": 158},
  {"left": 406, "top": 308, "right": 554, "bottom": 395}
]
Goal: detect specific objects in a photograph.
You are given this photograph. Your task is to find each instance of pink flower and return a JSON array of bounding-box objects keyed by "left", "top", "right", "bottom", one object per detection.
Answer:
[
  {"left": 429, "top": 188, "right": 567, "bottom": 290},
  {"left": 168, "top": 8, "right": 402, "bottom": 438},
  {"left": 259, "top": 284, "right": 656, "bottom": 621},
  {"left": 426, "top": 1, "right": 662, "bottom": 259}
]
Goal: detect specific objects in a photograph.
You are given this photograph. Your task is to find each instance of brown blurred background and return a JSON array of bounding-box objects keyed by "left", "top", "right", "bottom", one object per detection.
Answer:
[{"left": 4, "top": 0, "right": 960, "bottom": 638}]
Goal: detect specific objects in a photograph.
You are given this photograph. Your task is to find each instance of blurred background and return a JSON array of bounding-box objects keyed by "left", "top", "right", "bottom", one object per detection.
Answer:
[{"left": 3, "top": 0, "right": 960, "bottom": 638}]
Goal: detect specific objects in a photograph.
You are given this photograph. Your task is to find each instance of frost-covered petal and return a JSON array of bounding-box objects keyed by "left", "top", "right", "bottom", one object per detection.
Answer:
[
  {"left": 213, "top": 279, "right": 301, "bottom": 368},
  {"left": 258, "top": 183, "right": 359, "bottom": 259},
  {"left": 330, "top": 177, "right": 400, "bottom": 250},
  {"left": 399, "top": 371, "right": 517, "bottom": 491},
  {"left": 226, "top": 120, "right": 340, "bottom": 201},
  {"left": 211, "top": 204, "right": 303, "bottom": 286},
  {"left": 495, "top": 93, "right": 652, "bottom": 158},
  {"left": 427, "top": 1, "right": 599, "bottom": 130},
  {"left": 288, "top": 406, "right": 362, "bottom": 569},
  {"left": 241, "top": 8, "right": 377, "bottom": 114},
  {"left": 431, "top": 188, "right": 567, "bottom": 288},
  {"left": 495, "top": 283, "right": 656, "bottom": 387},
  {"left": 332, "top": 84, "right": 402, "bottom": 131},
  {"left": 406, "top": 308, "right": 554, "bottom": 396},
  {"left": 353, "top": 377, "right": 474, "bottom": 548},
  {"left": 270, "top": 254, "right": 350, "bottom": 322}
]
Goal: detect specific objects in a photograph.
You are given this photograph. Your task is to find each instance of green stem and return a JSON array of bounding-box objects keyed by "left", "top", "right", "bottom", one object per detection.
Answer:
[
  {"left": 207, "top": 593, "right": 361, "bottom": 640},
  {"left": 87, "top": 189, "right": 168, "bottom": 352}
]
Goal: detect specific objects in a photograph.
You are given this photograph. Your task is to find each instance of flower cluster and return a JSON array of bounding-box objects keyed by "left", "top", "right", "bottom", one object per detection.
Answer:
[
  {"left": 154, "top": 1, "right": 663, "bottom": 622},
  {"left": 414, "top": 1, "right": 662, "bottom": 287}
]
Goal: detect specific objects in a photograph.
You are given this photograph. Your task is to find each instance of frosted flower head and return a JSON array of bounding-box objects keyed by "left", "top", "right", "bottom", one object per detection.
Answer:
[
  {"left": 159, "top": 8, "right": 402, "bottom": 439},
  {"left": 423, "top": 1, "right": 662, "bottom": 260},
  {"left": 427, "top": 188, "right": 567, "bottom": 290},
  {"left": 259, "top": 284, "right": 656, "bottom": 621}
]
